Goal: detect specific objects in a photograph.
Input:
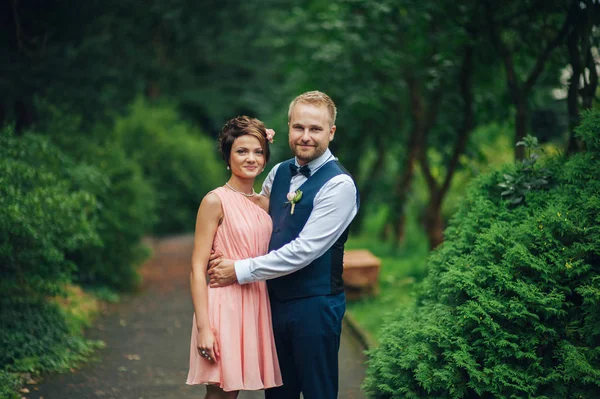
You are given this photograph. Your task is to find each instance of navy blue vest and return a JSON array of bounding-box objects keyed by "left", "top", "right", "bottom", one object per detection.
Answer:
[{"left": 267, "top": 158, "right": 359, "bottom": 301}]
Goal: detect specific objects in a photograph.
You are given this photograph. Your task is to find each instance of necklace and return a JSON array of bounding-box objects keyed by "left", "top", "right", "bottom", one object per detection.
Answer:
[{"left": 225, "top": 182, "right": 255, "bottom": 197}]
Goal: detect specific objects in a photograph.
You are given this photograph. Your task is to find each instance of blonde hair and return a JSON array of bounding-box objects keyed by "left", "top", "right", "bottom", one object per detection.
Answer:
[{"left": 288, "top": 91, "right": 337, "bottom": 126}]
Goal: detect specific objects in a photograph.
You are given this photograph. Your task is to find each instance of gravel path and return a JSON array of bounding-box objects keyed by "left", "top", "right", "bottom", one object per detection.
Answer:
[{"left": 26, "top": 235, "right": 367, "bottom": 399}]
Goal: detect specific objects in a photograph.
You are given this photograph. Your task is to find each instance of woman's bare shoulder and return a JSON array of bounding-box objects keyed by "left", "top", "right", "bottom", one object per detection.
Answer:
[{"left": 197, "top": 191, "right": 223, "bottom": 217}]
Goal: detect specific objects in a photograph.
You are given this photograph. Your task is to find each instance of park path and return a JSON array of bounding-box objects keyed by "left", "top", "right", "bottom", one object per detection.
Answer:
[{"left": 26, "top": 235, "right": 367, "bottom": 399}]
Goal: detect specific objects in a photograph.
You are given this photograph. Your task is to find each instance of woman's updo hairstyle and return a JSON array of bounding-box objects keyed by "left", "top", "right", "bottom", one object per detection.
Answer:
[{"left": 218, "top": 116, "right": 271, "bottom": 167}]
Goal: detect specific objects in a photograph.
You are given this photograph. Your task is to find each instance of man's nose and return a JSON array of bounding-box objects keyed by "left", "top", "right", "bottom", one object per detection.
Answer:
[{"left": 301, "top": 129, "right": 311, "bottom": 141}]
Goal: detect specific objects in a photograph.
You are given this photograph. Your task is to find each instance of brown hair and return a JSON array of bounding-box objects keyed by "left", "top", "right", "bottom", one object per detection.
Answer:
[
  {"left": 218, "top": 116, "right": 270, "bottom": 166},
  {"left": 288, "top": 90, "right": 337, "bottom": 126}
]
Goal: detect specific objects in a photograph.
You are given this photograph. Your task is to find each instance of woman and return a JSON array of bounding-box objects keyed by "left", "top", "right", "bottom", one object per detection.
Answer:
[{"left": 186, "top": 116, "right": 281, "bottom": 398}]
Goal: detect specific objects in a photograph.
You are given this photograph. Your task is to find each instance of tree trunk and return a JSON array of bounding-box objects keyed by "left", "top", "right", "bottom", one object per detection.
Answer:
[
  {"left": 566, "top": 27, "right": 583, "bottom": 154},
  {"left": 581, "top": 45, "right": 598, "bottom": 109},
  {"left": 484, "top": 2, "right": 571, "bottom": 160},
  {"left": 514, "top": 99, "right": 528, "bottom": 160},
  {"left": 423, "top": 194, "right": 444, "bottom": 249},
  {"left": 351, "top": 138, "right": 387, "bottom": 233},
  {"left": 419, "top": 44, "right": 474, "bottom": 249},
  {"left": 391, "top": 76, "right": 425, "bottom": 246},
  {"left": 391, "top": 131, "right": 418, "bottom": 245}
]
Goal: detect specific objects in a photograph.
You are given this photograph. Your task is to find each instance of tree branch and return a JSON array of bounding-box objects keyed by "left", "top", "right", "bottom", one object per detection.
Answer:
[
  {"left": 441, "top": 44, "right": 474, "bottom": 199},
  {"left": 523, "top": 6, "right": 573, "bottom": 93},
  {"left": 483, "top": 1, "right": 521, "bottom": 102}
]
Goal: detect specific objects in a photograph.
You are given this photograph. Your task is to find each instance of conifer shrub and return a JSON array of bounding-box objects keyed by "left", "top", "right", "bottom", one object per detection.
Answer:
[{"left": 364, "top": 111, "right": 600, "bottom": 398}]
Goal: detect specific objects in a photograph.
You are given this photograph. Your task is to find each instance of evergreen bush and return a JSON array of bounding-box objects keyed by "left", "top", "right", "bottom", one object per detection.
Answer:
[
  {"left": 364, "top": 111, "right": 600, "bottom": 398},
  {"left": 31, "top": 107, "right": 157, "bottom": 290},
  {"left": 0, "top": 130, "right": 98, "bottom": 298},
  {"left": 0, "top": 130, "right": 103, "bottom": 396},
  {"left": 113, "top": 98, "right": 226, "bottom": 234},
  {"left": 67, "top": 142, "right": 156, "bottom": 290}
]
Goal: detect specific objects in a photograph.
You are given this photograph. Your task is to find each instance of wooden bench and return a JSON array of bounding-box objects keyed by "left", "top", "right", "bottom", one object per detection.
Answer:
[{"left": 343, "top": 249, "right": 381, "bottom": 300}]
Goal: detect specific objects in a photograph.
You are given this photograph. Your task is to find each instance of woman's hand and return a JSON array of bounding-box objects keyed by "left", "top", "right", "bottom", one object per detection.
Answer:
[{"left": 197, "top": 327, "right": 220, "bottom": 363}]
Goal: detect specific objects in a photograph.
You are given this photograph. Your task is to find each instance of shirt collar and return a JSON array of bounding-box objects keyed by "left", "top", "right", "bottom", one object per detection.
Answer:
[{"left": 295, "top": 148, "right": 334, "bottom": 171}]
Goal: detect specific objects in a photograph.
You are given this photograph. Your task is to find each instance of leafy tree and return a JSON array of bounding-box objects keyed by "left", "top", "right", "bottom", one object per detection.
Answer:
[{"left": 482, "top": 0, "right": 575, "bottom": 160}]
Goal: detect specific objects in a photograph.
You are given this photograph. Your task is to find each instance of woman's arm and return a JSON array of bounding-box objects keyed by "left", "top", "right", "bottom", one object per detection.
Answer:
[{"left": 190, "top": 192, "right": 223, "bottom": 362}]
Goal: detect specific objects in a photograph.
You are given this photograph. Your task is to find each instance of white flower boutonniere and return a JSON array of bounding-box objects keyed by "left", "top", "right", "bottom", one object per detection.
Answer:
[{"left": 286, "top": 189, "right": 303, "bottom": 215}]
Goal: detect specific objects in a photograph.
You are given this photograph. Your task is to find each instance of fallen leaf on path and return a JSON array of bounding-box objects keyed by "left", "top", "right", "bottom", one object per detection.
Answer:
[{"left": 125, "top": 354, "right": 141, "bottom": 360}]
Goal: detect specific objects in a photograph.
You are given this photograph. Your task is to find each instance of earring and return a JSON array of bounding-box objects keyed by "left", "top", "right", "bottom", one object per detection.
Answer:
[{"left": 227, "top": 166, "right": 230, "bottom": 170}]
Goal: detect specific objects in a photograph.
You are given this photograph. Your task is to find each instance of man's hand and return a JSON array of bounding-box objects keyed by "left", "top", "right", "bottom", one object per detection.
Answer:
[
  {"left": 208, "top": 258, "right": 237, "bottom": 288},
  {"left": 208, "top": 249, "right": 223, "bottom": 266}
]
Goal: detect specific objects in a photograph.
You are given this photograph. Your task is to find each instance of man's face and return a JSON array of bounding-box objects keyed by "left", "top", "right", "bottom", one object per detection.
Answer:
[{"left": 288, "top": 103, "right": 336, "bottom": 165}]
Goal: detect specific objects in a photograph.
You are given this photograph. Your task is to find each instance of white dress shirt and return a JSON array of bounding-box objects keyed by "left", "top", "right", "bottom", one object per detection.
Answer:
[{"left": 234, "top": 149, "right": 358, "bottom": 285}]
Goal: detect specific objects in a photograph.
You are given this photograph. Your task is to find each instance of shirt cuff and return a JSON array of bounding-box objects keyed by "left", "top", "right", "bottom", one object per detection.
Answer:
[{"left": 234, "top": 259, "right": 253, "bottom": 285}]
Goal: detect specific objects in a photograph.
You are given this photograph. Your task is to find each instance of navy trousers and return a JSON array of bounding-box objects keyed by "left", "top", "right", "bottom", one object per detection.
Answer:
[{"left": 265, "top": 292, "right": 346, "bottom": 399}]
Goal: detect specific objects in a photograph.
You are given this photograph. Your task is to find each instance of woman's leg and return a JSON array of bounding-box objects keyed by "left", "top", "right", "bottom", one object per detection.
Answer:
[{"left": 205, "top": 385, "right": 239, "bottom": 399}]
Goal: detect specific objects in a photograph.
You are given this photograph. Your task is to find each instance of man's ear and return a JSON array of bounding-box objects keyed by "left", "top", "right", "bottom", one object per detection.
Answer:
[{"left": 329, "top": 125, "right": 336, "bottom": 141}]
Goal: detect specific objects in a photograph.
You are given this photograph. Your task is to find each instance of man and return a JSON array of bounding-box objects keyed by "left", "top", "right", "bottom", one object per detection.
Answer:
[{"left": 208, "top": 90, "right": 359, "bottom": 399}]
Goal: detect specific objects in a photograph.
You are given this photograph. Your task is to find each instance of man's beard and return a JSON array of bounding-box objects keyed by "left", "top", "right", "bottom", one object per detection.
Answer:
[{"left": 293, "top": 145, "right": 325, "bottom": 163}]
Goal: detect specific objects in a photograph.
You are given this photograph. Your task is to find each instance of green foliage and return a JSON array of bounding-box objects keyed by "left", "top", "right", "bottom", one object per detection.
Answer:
[
  {"left": 0, "top": 370, "right": 21, "bottom": 399},
  {"left": 0, "top": 129, "right": 98, "bottom": 298},
  {"left": 499, "top": 135, "right": 551, "bottom": 205},
  {"left": 35, "top": 103, "right": 156, "bottom": 289},
  {"left": 113, "top": 99, "right": 226, "bottom": 234},
  {"left": 68, "top": 143, "right": 155, "bottom": 289},
  {"left": 576, "top": 110, "right": 600, "bottom": 151},
  {"left": 0, "top": 298, "right": 101, "bottom": 373},
  {"left": 365, "top": 112, "right": 600, "bottom": 398}
]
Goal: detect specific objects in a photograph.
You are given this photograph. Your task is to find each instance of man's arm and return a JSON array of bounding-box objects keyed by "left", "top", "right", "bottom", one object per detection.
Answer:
[
  {"left": 259, "top": 163, "right": 279, "bottom": 198},
  {"left": 235, "top": 175, "right": 357, "bottom": 284}
]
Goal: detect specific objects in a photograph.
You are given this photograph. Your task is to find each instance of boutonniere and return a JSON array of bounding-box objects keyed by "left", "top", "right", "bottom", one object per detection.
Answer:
[{"left": 286, "top": 189, "right": 303, "bottom": 215}]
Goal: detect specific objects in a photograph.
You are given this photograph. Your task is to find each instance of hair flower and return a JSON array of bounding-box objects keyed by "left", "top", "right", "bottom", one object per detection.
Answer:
[
  {"left": 265, "top": 128, "right": 276, "bottom": 144},
  {"left": 285, "top": 189, "right": 303, "bottom": 215}
]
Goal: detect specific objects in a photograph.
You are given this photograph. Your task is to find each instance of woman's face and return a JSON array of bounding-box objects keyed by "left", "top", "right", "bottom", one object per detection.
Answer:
[{"left": 229, "top": 134, "right": 265, "bottom": 179}]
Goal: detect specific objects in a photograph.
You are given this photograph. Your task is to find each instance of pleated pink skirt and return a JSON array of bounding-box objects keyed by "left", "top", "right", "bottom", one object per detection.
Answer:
[{"left": 186, "top": 280, "right": 282, "bottom": 392}]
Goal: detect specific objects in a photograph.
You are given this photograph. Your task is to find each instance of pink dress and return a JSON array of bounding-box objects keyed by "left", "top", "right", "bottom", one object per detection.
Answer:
[{"left": 186, "top": 187, "right": 282, "bottom": 392}]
